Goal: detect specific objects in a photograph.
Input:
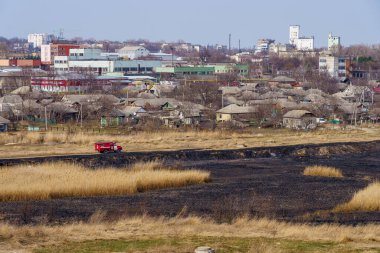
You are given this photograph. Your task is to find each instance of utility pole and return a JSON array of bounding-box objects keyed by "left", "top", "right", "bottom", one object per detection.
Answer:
[
  {"left": 238, "top": 39, "right": 241, "bottom": 53},
  {"left": 221, "top": 90, "right": 224, "bottom": 108},
  {"left": 229, "top": 34, "right": 231, "bottom": 53},
  {"left": 44, "top": 106, "right": 48, "bottom": 131},
  {"left": 183, "top": 76, "right": 186, "bottom": 101},
  {"left": 80, "top": 103, "right": 83, "bottom": 128}
]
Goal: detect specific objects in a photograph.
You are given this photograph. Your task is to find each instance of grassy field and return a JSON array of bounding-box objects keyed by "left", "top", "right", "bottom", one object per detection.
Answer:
[
  {"left": 303, "top": 165, "right": 344, "bottom": 178},
  {"left": 334, "top": 182, "right": 380, "bottom": 212},
  {"left": 1, "top": 127, "right": 380, "bottom": 158},
  {"left": 0, "top": 161, "right": 210, "bottom": 201},
  {"left": 1, "top": 215, "right": 380, "bottom": 252}
]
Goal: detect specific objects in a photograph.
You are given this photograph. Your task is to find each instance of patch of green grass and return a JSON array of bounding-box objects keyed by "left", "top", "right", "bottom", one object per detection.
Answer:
[{"left": 32, "top": 236, "right": 368, "bottom": 253}]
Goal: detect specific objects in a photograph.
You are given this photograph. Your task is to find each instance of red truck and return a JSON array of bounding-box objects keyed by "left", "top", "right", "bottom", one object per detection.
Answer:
[{"left": 95, "top": 142, "right": 123, "bottom": 153}]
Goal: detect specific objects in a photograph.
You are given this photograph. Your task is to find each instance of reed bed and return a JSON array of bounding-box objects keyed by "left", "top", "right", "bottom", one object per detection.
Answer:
[
  {"left": 334, "top": 182, "right": 380, "bottom": 212},
  {"left": 303, "top": 165, "right": 343, "bottom": 178},
  {"left": 0, "top": 161, "right": 210, "bottom": 201},
  {"left": 1, "top": 215, "right": 380, "bottom": 251}
]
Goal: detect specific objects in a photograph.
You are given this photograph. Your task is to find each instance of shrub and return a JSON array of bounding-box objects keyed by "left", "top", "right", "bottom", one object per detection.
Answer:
[
  {"left": 303, "top": 165, "right": 343, "bottom": 178},
  {"left": 334, "top": 182, "right": 380, "bottom": 212}
]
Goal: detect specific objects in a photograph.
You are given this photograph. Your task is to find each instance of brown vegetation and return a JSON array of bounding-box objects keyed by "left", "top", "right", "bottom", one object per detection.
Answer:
[
  {"left": 303, "top": 165, "right": 343, "bottom": 178},
  {"left": 1, "top": 215, "right": 380, "bottom": 252},
  {"left": 1, "top": 127, "right": 380, "bottom": 158},
  {"left": 334, "top": 182, "right": 380, "bottom": 212},
  {"left": 0, "top": 161, "right": 210, "bottom": 201}
]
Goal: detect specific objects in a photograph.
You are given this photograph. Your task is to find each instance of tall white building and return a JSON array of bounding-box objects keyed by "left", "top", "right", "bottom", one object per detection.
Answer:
[
  {"left": 41, "top": 44, "right": 51, "bottom": 63},
  {"left": 296, "top": 37, "right": 314, "bottom": 51},
  {"left": 289, "top": 25, "right": 314, "bottom": 51},
  {"left": 27, "top": 33, "right": 48, "bottom": 48},
  {"left": 255, "top": 38, "right": 275, "bottom": 54},
  {"left": 289, "top": 25, "right": 300, "bottom": 45},
  {"left": 328, "top": 32, "right": 341, "bottom": 51}
]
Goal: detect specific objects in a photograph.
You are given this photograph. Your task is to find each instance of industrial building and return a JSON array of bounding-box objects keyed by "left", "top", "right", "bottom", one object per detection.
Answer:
[
  {"left": 27, "top": 33, "right": 53, "bottom": 48},
  {"left": 53, "top": 48, "right": 161, "bottom": 75},
  {"left": 289, "top": 25, "right": 314, "bottom": 51},
  {"left": 31, "top": 73, "right": 130, "bottom": 93},
  {"left": 117, "top": 46, "right": 150, "bottom": 59},
  {"left": 255, "top": 39, "right": 275, "bottom": 54},
  {"left": 328, "top": 33, "right": 341, "bottom": 51},
  {"left": 155, "top": 64, "right": 249, "bottom": 77},
  {"left": 41, "top": 42, "right": 81, "bottom": 64}
]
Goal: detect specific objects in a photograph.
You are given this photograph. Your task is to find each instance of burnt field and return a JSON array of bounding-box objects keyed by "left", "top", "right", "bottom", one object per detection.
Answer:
[{"left": 0, "top": 141, "right": 379, "bottom": 225}]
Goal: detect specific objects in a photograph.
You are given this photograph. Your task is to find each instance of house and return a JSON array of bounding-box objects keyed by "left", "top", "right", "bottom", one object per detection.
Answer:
[
  {"left": 10, "top": 86, "right": 31, "bottom": 95},
  {"left": 122, "top": 106, "right": 147, "bottom": 123},
  {"left": 149, "top": 84, "right": 176, "bottom": 97},
  {"left": 0, "top": 116, "right": 10, "bottom": 132},
  {"left": 100, "top": 108, "right": 125, "bottom": 127},
  {"left": 62, "top": 94, "right": 121, "bottom": 105},
  {"left": 131, "top": 98, "right": 178, "bottom": 109},
  {"left": 47, "top": 102, "right": 79, "bottom": 122},
  {"left": 0, "top": 94, "right": 23, "bottom": 118},
  {"left": 219, "top": 86, "right": 241, "bottom": 96},
  {"left": 216, "top": 104, "right": 257, "bottom": 122},
  {"left": 18, "top": 99, "right": 44, "bottom": 120},
  {"left": 333, "top": 85, "right": 373, "bottom": 103},
  {"left": 282, "top": 110, "right": 316, "bottom": 129},
  {"left": 123, "top": 106, "right": 147, "bottom": 117},
  {"left": 260, "top": 91, "right": 287, "bottom": 101},
  {"left": 268, "top": 76, "right": 297, "bottom": 86},
  {"left": 337, "top": 103, "right": 366, "bottom": 122},
  {"left": 117, "top": 46, "right": 150, "bottom": 59},
  {"left": 162, "top": 109, "right": 203, "bottom": 127},
  {"left": 0, "top": 94, "right": 23, "bottom": 106}
]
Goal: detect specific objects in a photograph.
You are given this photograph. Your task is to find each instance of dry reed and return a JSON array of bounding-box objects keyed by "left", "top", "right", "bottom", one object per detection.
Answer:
[
  {"left": 0, "top": 161, "right": 210, "bottom": 201},
  {"left": 334, "top": 182, "right": 380, "bottom": 212},
  {"left": 1, "top": 215, "right": 380, "bottom": 251},
  {"left": 303, "top": 165, "right": 343, "bottom": 178},
  {"left": 1, "top": 127, "right": 380, "bottom": 158}
]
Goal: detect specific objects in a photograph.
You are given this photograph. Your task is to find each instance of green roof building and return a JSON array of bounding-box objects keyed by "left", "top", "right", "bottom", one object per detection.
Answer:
[{"left": 155, "top": 64, "right": 249, "bottom": 77}]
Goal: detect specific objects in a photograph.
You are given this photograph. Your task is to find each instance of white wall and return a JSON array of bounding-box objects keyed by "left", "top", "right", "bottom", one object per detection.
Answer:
[
  {"left": 41, "top": 44, "right": 51, "bottom": 63},
  {"left": 28, "top": 33, "right": 47, "bottom": 48},
  {"left": 54, "top": 56, "right": 69, "bottom": 71},
  {"left": 296, "top": 37, "right": 314, "bottom": 51},
  {"left": 319, "top": 55, "right": 346, "bottom": 77},
  {"left": 328, "top": 33, "right": 341, "bottom": 50},
  {"left": 68, "top": 60, "right": 114, "bottom": 73},
  {"left": 289, "top": 25, "right": 300, "bottom": 45},
  {"left": 118, "top": 47, "right": 150, "bottom": 59},
  {"left": 69, "top": 48, "right": 104, "bottom": 60}
]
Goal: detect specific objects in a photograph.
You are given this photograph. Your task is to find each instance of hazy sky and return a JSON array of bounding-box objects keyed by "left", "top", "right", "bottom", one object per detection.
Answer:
[{"left": 1, "top": 0, "right": 379, "bottom": 48}]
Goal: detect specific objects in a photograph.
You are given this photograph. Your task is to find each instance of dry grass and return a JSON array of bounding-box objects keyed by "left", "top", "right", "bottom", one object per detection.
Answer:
[
  {"left": 1, "top": 215, "right": 380, "bottom": 252},
  {"left": 303, "top": 165, "right": 343, "bottom": 178},
  {"left": 334, "top": 182, "right": 380, "bottom": 212},
  {"left": 1, "top": 127, "right": 380, "bottom": 158},
  {"left": 0, "top": 161, "right": 210, "bottom": 201}
]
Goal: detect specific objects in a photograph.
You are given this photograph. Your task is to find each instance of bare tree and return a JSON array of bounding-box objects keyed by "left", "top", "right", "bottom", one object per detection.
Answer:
[{"left": 305, "top": 72, "right": 339, "bottom": 94}]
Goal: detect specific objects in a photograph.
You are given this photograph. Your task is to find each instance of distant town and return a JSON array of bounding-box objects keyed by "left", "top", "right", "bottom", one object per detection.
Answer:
[{"left": 0, "top": 25, "right": 379, "bottom": 131}]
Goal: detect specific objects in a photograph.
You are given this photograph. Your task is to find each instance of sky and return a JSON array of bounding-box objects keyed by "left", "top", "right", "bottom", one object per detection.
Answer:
[{"left": 1, "top": 0, "right": 379, "bottom": 48}]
